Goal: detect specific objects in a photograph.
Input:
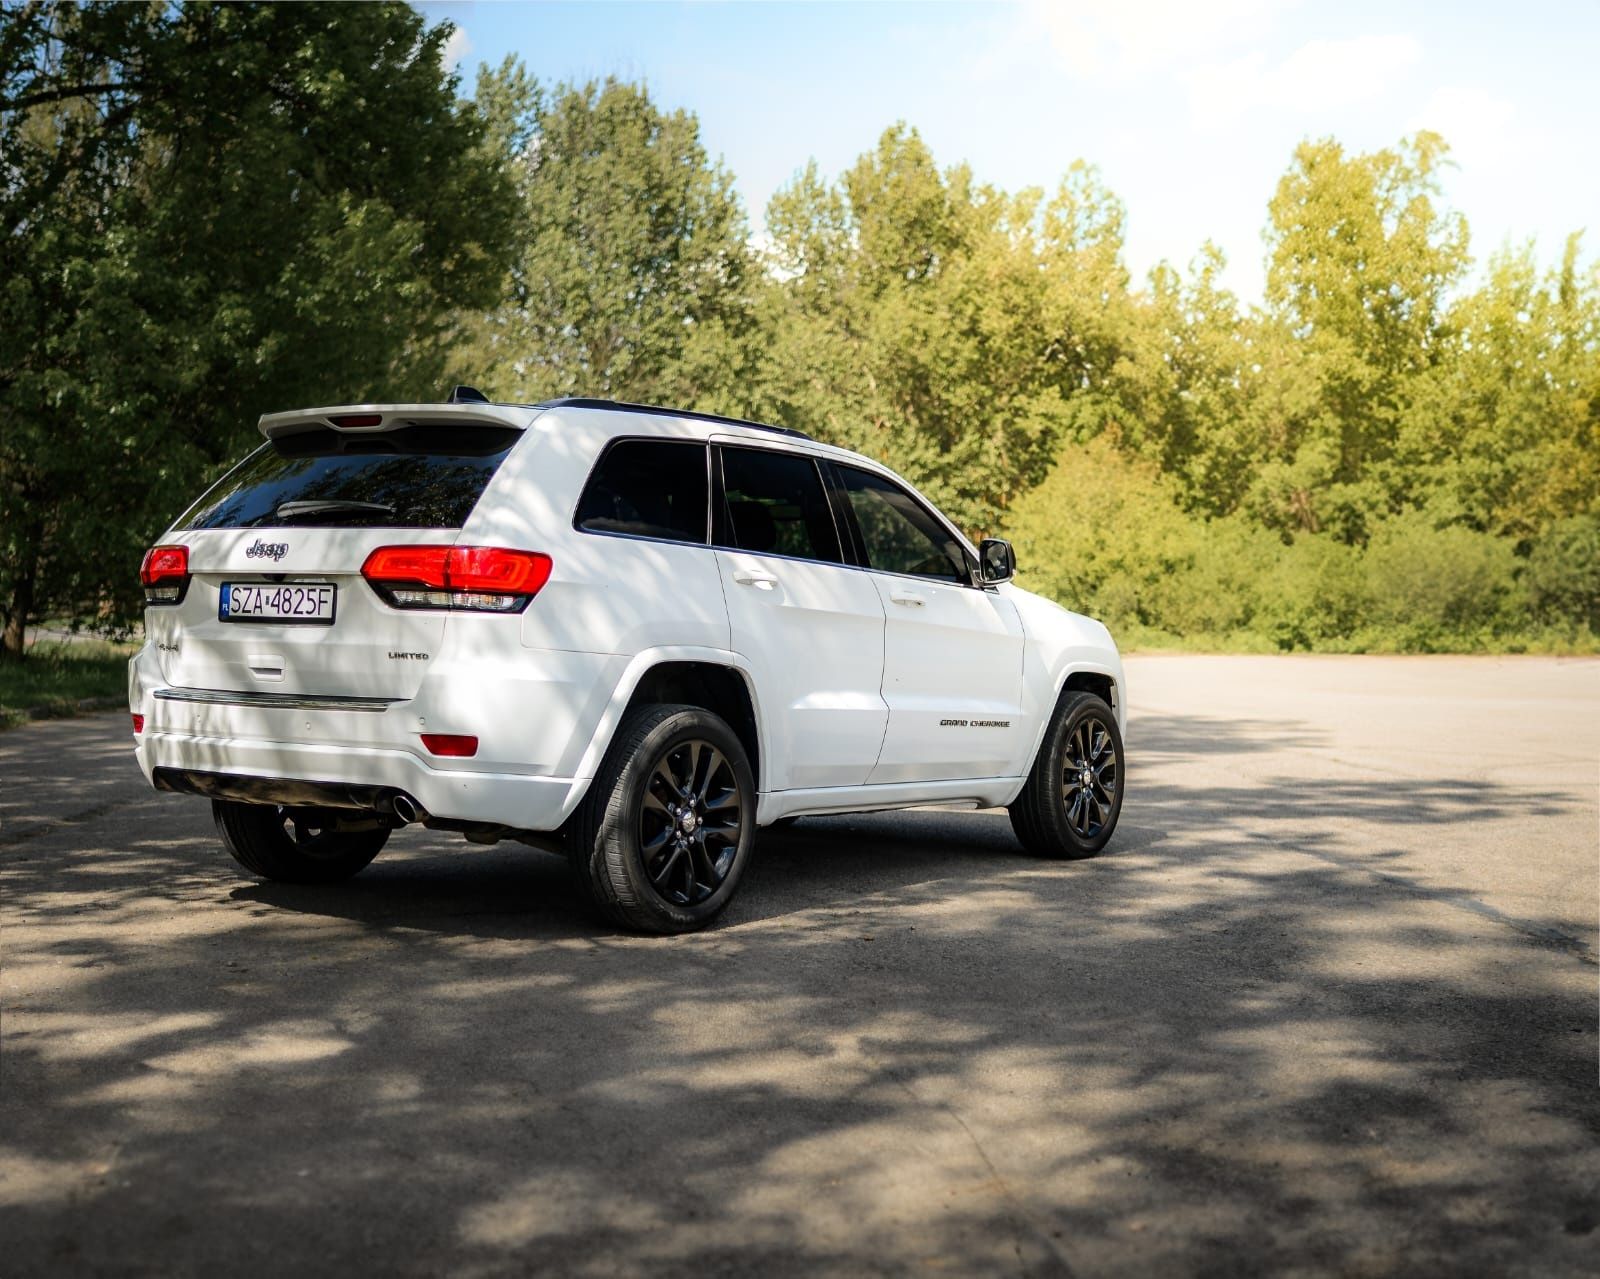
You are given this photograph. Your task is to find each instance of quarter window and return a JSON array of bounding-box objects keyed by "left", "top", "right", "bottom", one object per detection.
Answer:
[
  {"left": 716, "top": 446, "right": 843, "bottom": 564},
  {"left": 575, "top": 440, "right": 709, "bottom": 543},
  {"left": 836, "top": 466, "right": 970, "bottom": 583}
]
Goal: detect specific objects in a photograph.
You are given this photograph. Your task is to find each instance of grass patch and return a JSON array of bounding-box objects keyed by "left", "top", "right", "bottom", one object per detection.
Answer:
[{"left": 0, "top": 639, "right": 133, "bottom": 724}]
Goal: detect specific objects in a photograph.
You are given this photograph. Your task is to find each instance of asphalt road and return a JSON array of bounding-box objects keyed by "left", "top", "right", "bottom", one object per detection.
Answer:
[{"left": 2, "top": 655, "right": 1597, "bottom": 1277}]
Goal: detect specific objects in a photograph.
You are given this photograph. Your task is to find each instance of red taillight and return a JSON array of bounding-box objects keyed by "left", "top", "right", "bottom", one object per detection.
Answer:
[
  {"left": 361, "top": 546, "right": 552, "bottom": 612},
  {"left": 139, "top": 545, "right": 189, "bottom": 604},
  {"left": 361, "top": 544, "right": 451, "bottom": 587},
  {"left": 329, "top": 413, "right": 383, "bottom": 428},
  {"left": 131, "top": 713, "right": 145, "bottom": 734},
  {"left": 446, "top": 546, "right": 553, "bottom": 594},
  {"left": 420, "top": 733, "right": 478, "bottom": 757}
]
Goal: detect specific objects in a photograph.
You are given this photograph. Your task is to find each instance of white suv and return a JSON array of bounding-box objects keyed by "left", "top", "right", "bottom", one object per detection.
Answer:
[{"left": 130, "top": 393, "right": 1126, "bottom": 932}]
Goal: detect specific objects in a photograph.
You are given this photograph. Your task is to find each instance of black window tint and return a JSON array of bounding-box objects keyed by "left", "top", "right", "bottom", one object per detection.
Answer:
[
  {"left": 716, "top": 447, "right": 842, "bottom": 564},
  {"left": 177, "top": 425, "right": 522, "bottom": 531},
  {"left": 837, "top": 466, "right": 969, "bottom": 583},
  {"left": 575, "top": 440, "right": 709, "bottom": 543}
]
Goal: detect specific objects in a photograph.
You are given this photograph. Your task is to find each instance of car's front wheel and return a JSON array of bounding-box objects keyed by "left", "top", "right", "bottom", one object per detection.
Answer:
[
  {"left": 1008, "top": 690, "right": 1123, "bottom": 858},
  {"left": 213, "top": 800, "right": 389, "bottom": 883},
  {"left": 565, "top": 703, "right": 756, "bottom": 934}
]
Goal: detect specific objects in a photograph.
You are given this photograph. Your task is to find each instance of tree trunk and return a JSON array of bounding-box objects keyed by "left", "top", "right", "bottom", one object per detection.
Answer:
[{"left": 1, "top": 538, "right": 38, "bottom": 661}]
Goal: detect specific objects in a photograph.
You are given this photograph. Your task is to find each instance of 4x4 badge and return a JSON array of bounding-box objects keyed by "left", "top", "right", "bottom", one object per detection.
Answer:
[{"left": 245, "top": 539, "right": 288, "bottom": 561}]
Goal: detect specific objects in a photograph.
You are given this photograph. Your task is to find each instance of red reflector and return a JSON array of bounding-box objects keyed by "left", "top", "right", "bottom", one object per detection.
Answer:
[
  {"left": 131, "top": 713, "right": 145, "bottom": 734},
  {"left": 330, "top": 413, "right": 383, "bottom": 428},
  {"left": 421, "top": 733, "right": 478, "bottom": 757},
  {"left": 139, "top": 544, "right": 189, "bottom": 584},
  {"left": 361, "top": 546, "right": 552, "bottom": 596}
]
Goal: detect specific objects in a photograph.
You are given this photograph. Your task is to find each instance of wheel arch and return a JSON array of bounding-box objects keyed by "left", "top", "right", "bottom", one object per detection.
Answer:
[
  {"left": 568, "top": 648, "right": 767, "bottom": 797},
  {"left": 998, "top": 659, "right": 1124, "bottom": 808},
  {"left": 1060, "top": 668, "right": 1118, "bottom": 719}
]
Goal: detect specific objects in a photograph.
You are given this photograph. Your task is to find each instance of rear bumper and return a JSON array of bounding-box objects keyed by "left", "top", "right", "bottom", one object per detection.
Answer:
[
  {"left": 128, "top": 640, "right": 609, "bottom": 830},
  {"left": 134, "top": 726, "right": 582, "bottom": 829}
]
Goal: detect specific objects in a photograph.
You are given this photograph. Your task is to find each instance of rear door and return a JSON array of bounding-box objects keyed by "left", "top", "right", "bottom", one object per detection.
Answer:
[
  {"left": 712, "top": 441, "right": 888, "bottom": 790},
  {"left": 151, "top": 418, "right": 523, "bottom": 700},
  {"left": 828, "top": 463, "right": 1025, "bottom": 784}
]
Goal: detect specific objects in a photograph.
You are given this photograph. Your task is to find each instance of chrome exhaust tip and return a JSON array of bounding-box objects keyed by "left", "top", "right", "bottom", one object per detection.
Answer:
[{"left": 387, "top": 793, "right": 427, "bottom": 825}]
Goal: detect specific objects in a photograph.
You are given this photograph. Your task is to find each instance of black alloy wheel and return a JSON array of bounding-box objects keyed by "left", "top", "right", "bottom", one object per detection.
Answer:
[
  {"left": 1007, "top": 690, "right": 1124, "bottom": 859},
  {"left": 565, "top": 703, "right": 757, "bottom": 933},
  {"left": 1061, "top": 713, "right": 1118, "bottom": 840},
  {"left": 639, "top": 738, "right": 745, "bottom": 906},
  {"left": 213, "top": 799, "right": 389, "bottom": 883}
]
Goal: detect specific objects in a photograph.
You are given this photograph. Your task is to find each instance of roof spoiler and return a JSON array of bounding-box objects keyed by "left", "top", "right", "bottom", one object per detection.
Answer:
[{"left": 257, "top": 402, "right": 529, "bottom": 441}]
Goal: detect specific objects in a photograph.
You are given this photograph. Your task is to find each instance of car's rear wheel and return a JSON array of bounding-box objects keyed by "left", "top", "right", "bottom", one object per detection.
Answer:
[
  {"left": 1008, "top": 690, "right": 1123, "bottom": 859},
  {"left": 565, "top": 703, "right": 755, "bottom": 934},
  {"left": 213, "top": 800, "right": 389, "bottom": 883}
]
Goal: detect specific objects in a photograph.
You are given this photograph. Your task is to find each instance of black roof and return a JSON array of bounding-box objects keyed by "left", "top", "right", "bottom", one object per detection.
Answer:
[{"left": 534, "top": 397, "right": 814, "bottom": 442}]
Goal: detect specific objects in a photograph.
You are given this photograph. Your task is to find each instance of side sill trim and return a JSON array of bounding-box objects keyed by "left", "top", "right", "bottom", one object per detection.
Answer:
[{"left": 153, "top": 687, "right": 399, "bottom": 713}]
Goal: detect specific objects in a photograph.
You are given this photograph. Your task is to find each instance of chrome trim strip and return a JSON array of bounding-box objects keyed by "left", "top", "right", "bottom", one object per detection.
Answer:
[{"left": 153, "top": 687, "right": 399, "bottom": 713}]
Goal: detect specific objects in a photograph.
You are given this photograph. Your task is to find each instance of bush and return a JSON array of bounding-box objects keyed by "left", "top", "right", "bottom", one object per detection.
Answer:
[
  {"left": 1358, "top": 513, "right": 1520, "bottom": 648},
  {"left": 1525, "top": 514, "right": 1600, "bottom": 631},
  {"left": 1004, "top": 442, "right": 1595, "bottom": 653}
]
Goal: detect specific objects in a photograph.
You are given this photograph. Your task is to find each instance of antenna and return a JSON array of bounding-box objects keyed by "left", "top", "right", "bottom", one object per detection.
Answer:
[{"left": 448, "top": 385, "right": 490, "bottom": 404}]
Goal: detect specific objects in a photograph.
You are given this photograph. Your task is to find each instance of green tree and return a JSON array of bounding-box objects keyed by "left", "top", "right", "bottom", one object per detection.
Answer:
[
  {"left": 1100, "top": 243, "right": 1257, "bottom": 516},
  {"left": 758, "top": 128, "right": 1129, "bottom": 533},
  {"left": 1252, "top": 132, "right": 1470, "bottom": 541},
  {"left": 0, "top": 1, "right": 517, "bottom": 657},
  {"left": 454, "top": 70, "right": 760, "bottom": 409}
]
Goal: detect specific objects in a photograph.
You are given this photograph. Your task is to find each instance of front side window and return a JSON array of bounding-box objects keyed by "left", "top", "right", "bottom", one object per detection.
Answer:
[
  {"left": 575, "top": 439, "right": 709, "bottom": 543},
  {"left": 716, "top": 446, "right": 843, "bottom": 564},
  {"left": 836, "top": 466, "right": 970, "bottom": 583},
  {"left": 177, "top": 424, "right": 523, "bottom": 531}
]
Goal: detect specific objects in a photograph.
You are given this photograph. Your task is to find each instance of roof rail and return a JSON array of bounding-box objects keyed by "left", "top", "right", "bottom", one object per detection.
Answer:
[{"left": 536, "top": 397, "right": 814, "bottom": 441}]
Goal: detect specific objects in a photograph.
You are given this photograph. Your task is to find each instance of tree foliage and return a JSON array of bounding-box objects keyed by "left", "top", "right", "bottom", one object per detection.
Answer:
[
  {"left": 1, "top": 1, "right": 517, "bottom": 655},
  {"left": 453, "top": 69, "right": 757, "bottom": 408},
  {"left": 751, "top": 131, "right": 1129, "bottom": 532},
  {"left": 4, "top": 24, "right": 1596, "bottom": 655}
]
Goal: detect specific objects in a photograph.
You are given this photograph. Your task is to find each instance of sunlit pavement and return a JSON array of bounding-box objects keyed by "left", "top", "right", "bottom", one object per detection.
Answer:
[{"left": 2, "top": 655, "right": 1597, "bottom": 1276}]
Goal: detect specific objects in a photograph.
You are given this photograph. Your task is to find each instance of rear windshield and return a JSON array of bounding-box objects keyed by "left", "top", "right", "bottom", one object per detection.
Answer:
[{"left": 176, "top": 424, "right": 522, "bottom": 531}]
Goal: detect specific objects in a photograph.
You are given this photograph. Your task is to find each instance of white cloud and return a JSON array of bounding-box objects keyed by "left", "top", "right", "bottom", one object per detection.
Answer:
[
  {"left": 441, "top": 24, "right": 473, "bottom": 72},
  {"left": 1407, "top": 86, "right": 1518, "bottom": 169},
  {"left": 1025, "top": 0, "right": 1296, "bottom": 78},
  {"left": 1188, "top": 33, "right": 1422, "bottom": 127}
]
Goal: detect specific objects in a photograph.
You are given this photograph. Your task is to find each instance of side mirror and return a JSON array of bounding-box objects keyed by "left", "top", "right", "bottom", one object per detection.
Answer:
[{"left": 977, "top": 537, "right": 1015, "bottom": 585}]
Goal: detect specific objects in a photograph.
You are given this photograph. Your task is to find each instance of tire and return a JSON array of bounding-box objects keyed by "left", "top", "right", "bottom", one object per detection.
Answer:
[
  {"left": 1008, "top": 691, "right": 1124, "bottom": 859},
  {"left": 565, "top": 703, "right": 756, "bottom": 934},
  {"left": 213, "top": 800, "right": 388, "bottom": 884}
]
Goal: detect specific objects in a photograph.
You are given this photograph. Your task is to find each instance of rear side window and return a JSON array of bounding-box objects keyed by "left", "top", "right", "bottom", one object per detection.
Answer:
[
  {"left": 835, "top": 465, "right": 970, "bottom": 583},
  {"left": 177, "top": 425, "right": 522, "bottom": 531},
  {"left": 574, "top": 440, "right": 709, "bottom": 543},
  {"left": 716, "top": 446, "right": 842, "bottom": 564}
]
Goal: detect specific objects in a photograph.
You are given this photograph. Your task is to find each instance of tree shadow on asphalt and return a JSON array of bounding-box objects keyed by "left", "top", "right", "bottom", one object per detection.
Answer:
[
  {"left": 4, "top": 710, "right": 1598, "bottom": 1276},
  {"left": 0, "top": 715, "right": 150, "bottom": 843}
]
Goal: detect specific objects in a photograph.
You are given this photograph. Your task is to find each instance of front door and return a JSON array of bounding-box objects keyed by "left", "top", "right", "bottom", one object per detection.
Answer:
[{"left": 829, "top": 464, "right": 1025, "bottom": 784}]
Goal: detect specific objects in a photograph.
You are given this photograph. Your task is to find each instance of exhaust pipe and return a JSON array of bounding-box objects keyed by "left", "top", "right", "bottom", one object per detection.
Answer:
[{"left": 387, "top": 793, "right": 428, "bottom": 825}]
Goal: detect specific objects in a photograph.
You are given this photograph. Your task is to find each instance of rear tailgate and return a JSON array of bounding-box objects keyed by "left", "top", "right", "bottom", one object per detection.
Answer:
[
  {"left": 146, "top": 407, "right": 529, "bottom": 702},
  {"left": 157, "top": 528, "right": 451, "bottom": 699}
]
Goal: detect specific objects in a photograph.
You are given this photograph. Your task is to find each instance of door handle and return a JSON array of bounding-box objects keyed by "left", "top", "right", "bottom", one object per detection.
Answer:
[
  {"left": 732, "top": 569, "right": 777, "bottom": 590},
  {"left": 889, "top": 590, "right": 926, "bottom": 607}
]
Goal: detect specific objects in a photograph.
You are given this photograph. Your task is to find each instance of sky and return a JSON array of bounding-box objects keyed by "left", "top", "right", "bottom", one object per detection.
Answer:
[{"left": 417, "top": 0, "right": 1598, "bottom": 302}]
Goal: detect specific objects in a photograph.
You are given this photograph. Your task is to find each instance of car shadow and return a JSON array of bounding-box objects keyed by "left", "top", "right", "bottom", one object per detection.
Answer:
[{"left": 223, "top": 710, "right": 1583, "bottom": 955}]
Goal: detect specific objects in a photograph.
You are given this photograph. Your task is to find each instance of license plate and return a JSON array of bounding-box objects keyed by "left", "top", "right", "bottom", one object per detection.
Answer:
[{"left": 220, "top": 582, "right": 336, "bottom": 625}]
